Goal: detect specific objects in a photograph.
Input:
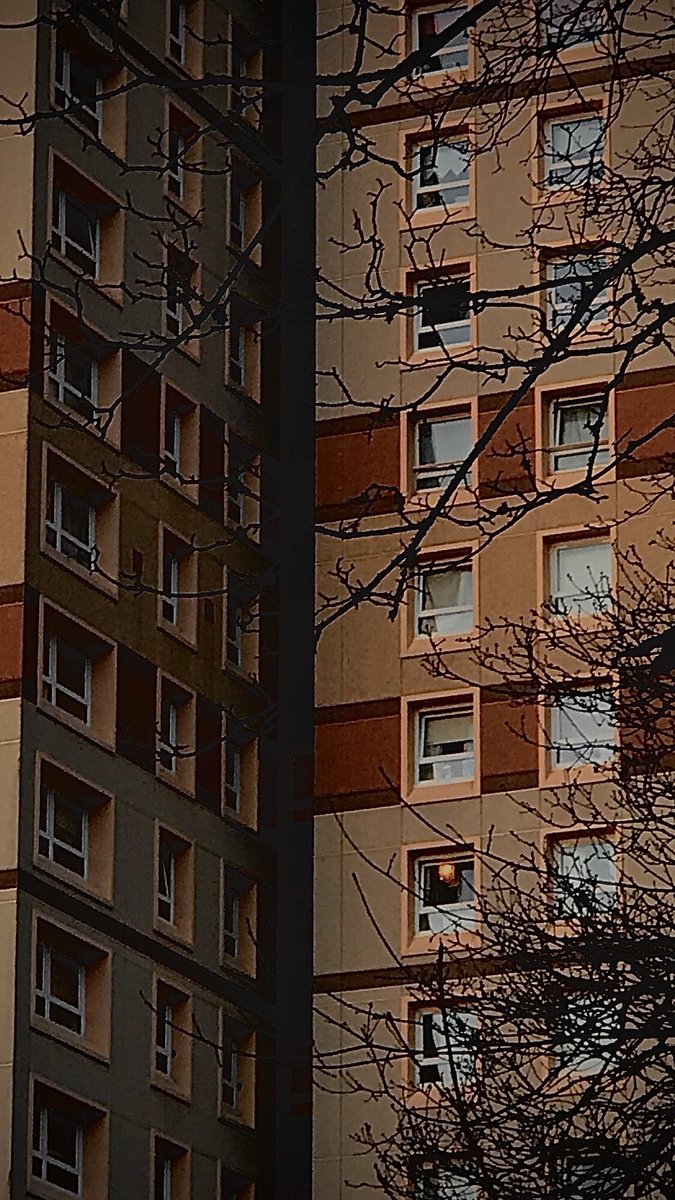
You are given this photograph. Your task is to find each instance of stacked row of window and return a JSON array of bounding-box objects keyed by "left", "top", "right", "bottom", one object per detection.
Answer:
[
  {"left": 37, "top": 760, "right": 256, "bottom": 967},
  {"left": 40, "top": 606, "right": 257, "bottom": 816},
  {"left": 407, "top": 833, "right": 616, "bottom": 942},
  {"left": 32, "top": 1080, "right": 253, "bottom": 1199}
]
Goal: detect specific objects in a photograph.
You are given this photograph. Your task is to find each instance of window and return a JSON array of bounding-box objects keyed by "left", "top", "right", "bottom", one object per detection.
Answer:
[
  {"left": 228, "top": 301, "right": 259, "bottom": 393},
  {"left": 48, "top": 334, "right": 98, "bottom": 420},
  {"left": 158, "top": 839, "right": 176, "bottom": 923},
  {"left": 55, "top": 40, "right": 101, "bottom": 134},
  {"left": 414, "top": 1162, "right": 479, "bottom": 1200},
  {"left": 42, "top": 632, "right": 92, "bottom": 725},
  {"left": 224, "top": 720, "right": 243, "bottom": 812},
  {"left": 155, "top": 1149, "right": 172, "bottom": 1200},
  {"left": 156, "top": 828, "right": 193, "bottom": 940},
  {"left": 166, "top": 248, "right": 193, "bottom": 338},
  {"left": 164, "top": 405, "right": 181, "bottom": 476},
  {"left": 32, "top": 1104, "right": 83, "bottom": 1195},
  {"left": 158, "top": 679, "right": 193, "bottom": 785},
  {"left": 415, "top": 1007, "right": 477, "bottom": 1086},
  {"left": 413, "top": 6, "right": 469, "bottom": 72},
  {"left": 167, "top": 128, "right": 185, "bottom": 200},
  {"left": 221, "top": 1168, "right": 254, "bottom": 1200},
  {"left": 414, "top": 140, "right": 470, "bottom": 209},
  {"left": 223, "top": 867, "right": 256, "bottom": 970},
  {"left": 550, "top": 540, "right": 611, "bottom": 615},
  {"left": 544, "top": 115, "right": 604, "bottom": 190},
  {"left": 415, "top": 279, "right": 471, "bottom": 351},
  {"left": 546, "top": 255, "right": 608, "bottom": 331},
  {"left": 416, "top": 560, "right": 472, "bottom": 635},
  {"left": 556, "top": 993, "right": 618, "bottom": 1074},
  {"left": 220, "top": 1018, "right": 255, "bottom": 1120},
  {"left": 415, "top": 853, "right": 476, "bottom": 935},
  {"left": 417, "top": 708, "right": 474, "bottom": 783},
  {"left": 52, "top": 188, "right": 99, "bottom": 276},
  {"left": 231, "top": 24, "right": 262, "bottom": 120},
  {"left": 154, "top": 980, "right": 190, "bottom": 1092},
  {"left": 46, "top": 479, "right": 95, "bottom": 571},
  {"left": 227, "top": 434, "right": 258, "bottom": 527},
  {"left": 550, "top": 691, "right": 615, "bottom": 768},
  {"left": 550, "top": 836, "right": 617, "bottom": 918},
  {"left": 415, "top": 413, "right": 472, "bottom": 491},
  {"left": 226, "top": 575, "right": 256, "bottom": 670},
  {"left": 549, "top": 396, "right": 609, "bottom": 473},
  {"left": 541, "top": 0, "right": 603, "bottom": 48},
  {"left": 229, "top": 160, "right": 260, "bottom": 252},
  {"left": 221, "top": 1029, "right": 240, "bottom": 1109},
  {"left": 35, "top": 942, "right": 85, "bottom": 1035},
  {"left": 557, "top": 1148, "right": 625, "bottom": 1199},
  {"left": 162, "top": 546, "right": 181, "bottom": 626},
  {"left": 39, "top": 786, "right": 88, "bottom": 878},
  {"left": 168, "top": 0, "right": 187, "bottom": 62}
]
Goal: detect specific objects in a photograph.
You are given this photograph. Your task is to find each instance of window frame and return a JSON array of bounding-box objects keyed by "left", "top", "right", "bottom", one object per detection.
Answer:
[
  {"left": 34, "top": 941, "right": 86, "bottom": 1037},
  {"left": 545, "top": 253, "right": 609, "bottom": 333},
  {"left": 158, "top": 841, "right": 177, "bottom": 924},
  {"left": 414, "top": 276, "right": 472, "bottom": 353},
  {"left": 411, "top": 5, "right": 470, "bottom": 75},
  {"left": 54, "top": 41, "right": 102, "bottom": 135},
  {"left": 45, "top": 478, "right": 96, "bottom": 572},
  {"left": 549, "top": 394, "right": 610, "bottom": 474},
  {"left": 42, "top": 632, "right": 93, "bottom": 726},
  {"left": 548, "top": 832, "right": 618, "bottom": 920},
  {"left": 51, "top": 187, "right": 100, "bottom": 277},
  {"left": 415, "top": 558, "right": 473, "bottom": 637},
  {"left": 548, "top": 537, "right": 612, "bottom": 616},
  {"left": 543, "top": 112, "right": 604, "bottom": 191},
  {"left": 416, "top": 706, "right": 475, "bottom": 785},
  {"left": 413, "top": 411, "right": 473, "bottom": 492},
  {"left": 168, "top": 0, "right": 187, "bottom": 63},
  {"left": 549, "top": 689, "right": 616, "bottom": 771},
  {"left": 414, "top": 852, "right": 477, "bottom": 936},
  {"left": 414, "top": 1005, "right": 477, "bottom": 1088},
  {"left": 48, "top": 333, "right": 98, "bottom": 420},
  {"left": 413, "top": 137, "right": 471, "bottom": 211},
  {"left": 32, "top": 1104, "right": 84, "bottom": 1195},
  {"left": 38, "top": 786, "right": 89, "bottom": 879}
]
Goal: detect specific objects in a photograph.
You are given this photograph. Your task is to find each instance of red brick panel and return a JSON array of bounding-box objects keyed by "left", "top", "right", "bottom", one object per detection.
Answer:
[
  {"left": 316, "top": 418, "right": 400, "bottom": 519},
  {"left": 0, "top": 297, "right": 30, "bottom": 389},
  {"left": 477, "top": 394, "right": 535, "bottom": 499},
  {"left": 0, "top": 601, "right": 23, "bottom": 688},
  {"left": 616, "top": 382, "right": 675, "bottom": 478},
  {"left": 480, "top": 690, "right": 539, "bottom": 794},
  {"left": 315, "top": 705, "right": 400, "bottom": 800}
]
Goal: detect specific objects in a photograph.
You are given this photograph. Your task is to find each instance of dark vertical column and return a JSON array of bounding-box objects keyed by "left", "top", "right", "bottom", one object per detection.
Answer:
[{"left": 273, "top": 0, "right": 316, "bottom": 1196}]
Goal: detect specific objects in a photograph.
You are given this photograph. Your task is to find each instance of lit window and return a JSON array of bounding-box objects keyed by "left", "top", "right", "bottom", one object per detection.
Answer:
[
  {"left": 415, "top": 414, "right": 472, "bottom": 491},
  {"left": 168, "top": 0, "right": 187, "bottom": 62},
  {"left": 35, "top": 942, "right": 85, "bottom": 1036},
  {"left": 550, "top": 836, "right": 617, "bottom": 918},
  {"left": 550, "top": 691, "right": 615, "bottom": 768},
  {"left": 55, "top": 41, "right": 101, "bottom": 134},
  {"left": 550, "top": 396, "right": 609, "bottom": 472},
  {"left": 541, "top": 0, "right": 603, "bottom": 48},
  {"left": 52, "top": 189, "right": 99, "bottom": 276},
  {"left": 48, "top": 335, "right": 98, "bottom": 420},
  {"left": 550, "top": 540, "right": 611, "bottom": 615},
  {"left": 416, "top": 561, "right": 472, "bottom": 635},
  {"left": 413, "top": 6, "right": 469, "bottom": 72},
  {"left": 414, "top": 140, "right": 470, "bottom": 209},
  {"left": 42, "top": 632, "right": 92, "bottom": 725},
  {"left": 415, "top": 1007, "right": 477, "bottom": 1087},
  {"left": 544, "top": 115, "right": 604, "bottom": 189},
  {"left": 32, "top": 1104, "right": 83, "bottom": 1195},
  {"left": 38, "top": 787, "right": 88, "bottom": 878},
  {"left": 415, "top": 279, "right": 471, "bottom": 351},
  {"left": 556, "top": 993, "right": 618, "bottom": 1075},
  {"left": 546, "top": 255, "right": 608, "bottom": 331},
  {"left": 158, "top": 840, "right": 176, "bottom": 923},
  {"left": 417, "top": 708, "right": 474, "bottom": 784},
  {"left": 414, "top": 1161, "right": 479, "bottom": 1200},
  {"left": 416, "top": 854, "right": 476, "bottom": 935},
  {"left": 46, "top": 479, "right": 95, "bottom": 571}
]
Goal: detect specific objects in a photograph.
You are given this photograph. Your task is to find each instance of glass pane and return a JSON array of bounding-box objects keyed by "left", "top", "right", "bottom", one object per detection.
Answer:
[
  {"left": 53, "top": 795, "right": 84, "bottom": 850},
  {"left": 47, "top": 1111, "right": 79, "bottom": 1166},
  {"left": 553, "top": 542, "right": 611, "bottom": 612},
  {"left": 56, "top": 642, "right": 88, "bottom": 698},
  {"left": 420, "top": 282, "right": 470, "bottom": 331},
  {"left": 418, "top": 7, "right": 469, "bottom": 70},
  {"left": 421, "top": 859, "right": 474, "bottom": 906},
  {"left": 556, "top": 401, "right": 608, "bottom": 447},
  {"left": 553, "top": 694, "right": 614, "bottom": 764},
  {"left": 422, "top": 566, "right": 471, "bottom": 611},
  {"left": 424, "top": 713, "right": 473, "bottom": 755},
  {"left": 418, "top": 417, "right": 472, "bottom": 467},
  {"left": 60, "top": 488, "right": 92, "bottom": 547},
  {"left": 50, "top": 955, "right": 80, "bottom": 1007},
  {"left": 419, "top": 140, "right": 469, "bottom": 206}
]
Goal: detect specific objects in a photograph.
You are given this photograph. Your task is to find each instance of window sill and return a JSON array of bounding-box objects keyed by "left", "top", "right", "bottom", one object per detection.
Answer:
[
  {"left": 408, "top": 342, "right": 474, "bottom": 365},
  {"left": 406, "top": 778, "right": 479, "bottom": 805},
  {"left": 153, "top": 917, "right": 194, "bottom": 952},
  {"left": 41, "top": 544, "right": 119, "bottom": 601},
  {"left": 404, "top": 930, "right": 479, "bottom": 957},
  {"left": 409, "top": 204, "right": 471, "bottom": 229},
  {"left": 50, "top": 249, "right": 124, "bottom": 310},
  {"left": 37, "top": 702, "right": 115, "bottom": 753},
  {"left": 42, "top": 396, "right": 121, "bottom": 449},
  {"left": 151, "top": 1075, "right": 191, "bottom": 1105},
  {"left": 33, "top": 857, "right": 113, "bottom": 908},
  {"left": 218, "top": 1106, "right": 255, "bottom": 1131},
  {"left": 403, "top": 486, "right": 475, "bottom": 514},
  {"left": 158, "top": 618, "right": 198, "bottom": 653},
  {"left": 31, "top": 1014, "right": 110, "bottom": 1064},
  {"left": 541, "top": 762, "right": 614, "bottom": 788},
  {"left": 403, "top": 631, "right": 474, "bottom": 658},
  {"left": 156, "top": 763, "right": 196, "bottom": 798}
]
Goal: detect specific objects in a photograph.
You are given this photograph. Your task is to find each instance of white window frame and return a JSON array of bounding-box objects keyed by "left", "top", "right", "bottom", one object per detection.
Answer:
[
  {"left": 416, "top": 561, "right": 473, "bottom": 636},
  {"left": 158, "top": 842, "right": 177, "bottom": 923},
  {"left": 224, "top": 726, "right": 242, "bottom": 812},
  {"left": 164, "top": 405, "right": 182, "bottom": 476},
  {"left": 551, "top": 835, "right": 618, "bottom": 918},
  {"left": 46, "top": 479, "right": 96, "bottom": 571},
  {"left": 414, "top": 413, "right": 473, "bottom": 492},
  {"left": 168, "top": 0, "right": 187, "bottom": 63},
  {"left": 48, "top": 334, "right": 98, "bottom": 418},
  {"left": 162, "top": 551, "right": 180, "bottom": 625},
  {"left": 155, "top": 995, "right": 174, "bottom": 1076},
  {"left": 413, "top": 139, "right": 470, "bottom": 210},
  {"left": 54, "top": 42, "right": 102, "bottom": 133},
  {"left": 223, "top": 870, "right": 242, "bottom": 958},
  {"left": 229, "top": 308, "right": 246, "bottom": 388},
  {"left": 35, "top": 942, "right": 85, "bottom": 1036},
  {"left": 550, "top": 540, "right": 612, "bottom": 615},
  {"left": 412, "top": 5, "right": 470, "bottom": 74},
  {"left": 416, "top": 708, "right": 474, "bottom": 784},
  {"left": 546, "top": 255, "right": 609, "bottom": 332},
  {"left": 550, "top": 396, "right": 610, "bottom": 473},
  {"left": 159, "top": 697, "right": 178, "bottom": 773},
  {"left": 167, "top": 128, "right": 185, "bottom": 200},
  {"left": 221, "top": 1030, "right": 241, "bottom": 1108},
  {"left": 550, "top": 692, "right": 615, "bottom": 769},
  {"left": 52, "top": 189, "right": 100, "bottom": 276},
  {"left": 415, "top": 854, "right": 476, "bottom": 935},
  {"left": 33, "top": 1105, "right": 84, "bottom": 1195},
  {"left": 230, "top": 171, "right": 246, "bottom": 249},
  {"left": 415, "top": 1007, "right": 477, "bottom": 1087},
  {"left": 415, "top": 279, "right": 472, "bottom": 352},
  {"left": 155, "top": 1151, "right": 173, "bottom": 1200},
  {"left": 544, "top": 114, "right": 604, "bottom": 190},
  {"left": 38, "top": 787, "right": 89, "bottom": 878},
  {"left": 541, "top": 0, "right": 603, "bottom": 48},
  {"left": 42, "top": 634, "right": 93, "bottom": 726}
]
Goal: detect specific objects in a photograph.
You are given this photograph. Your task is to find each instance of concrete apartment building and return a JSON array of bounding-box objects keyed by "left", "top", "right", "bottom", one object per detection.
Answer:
[
  {"left": 314, "top": 2, "right": 673, "bottom": 1195},
  {"left": 0, "top": 1, "right": 314, "bottom": 1197}
]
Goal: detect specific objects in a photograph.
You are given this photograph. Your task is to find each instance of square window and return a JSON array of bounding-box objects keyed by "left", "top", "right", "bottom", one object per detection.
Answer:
[
  {"left": 55, "top": 40, "right": 101, "bottom": 134},
  {"left": 414, "top": 414, "right": 472, "bottom": 491},
  {"left": 414, "top": 140, "right": 470, "bottom": 210},
  {"left": 549, "top": 396, "right": 609, "bottom": 473},
  {"left": 546, "top": 255, "right": 608, "bottom": 332},
  {"left": 415, "top": 853, "right": 476, "bottom": 935},
  {"left": 550, "top": 836, "right": 617, "bottom": 918},
  {"left": 549, "top": 540, "right": 611, "bottom": 615},
  {"left": 52, "top": 189, "right": 100, "bottom": 276},
  {"left": 417, "top": 708, "right": 474, "bottom": 784},
  {"left": 48, "top": 334, "right": 98, "bottom": 421},
  {"left": 541, "top": 0, "right": 603, "bottom": 48},
  {"left": 39, "top": 786, "right": 88, "bottom": 878},
  {"left": 35, "top": 942, "right": 85, "bottom": 1035},
  {"left": 414, "top": 1007, "right": 477, "bottom": 1087},
  {"left": 550, "top": 691, "right": 615, "bottom": 768},
  {"left": 42, "top": 631, "right": 92, "bottom": 725},
  {"left": 416, "top": 561, "right": 472, "bottom": 635},
  {"left": 544, "top": 115, "right": 604, "bottom": 190},
  {"left": 46, "top": 478, "right": 96, "bottom": 571},
  {"left": 32, "top": 1104, "right": 83, "bottom": 1195},
  {"left": 413, "top": 6, "right": 469, "bottom": 72},
  {"left": 415, "top": 279, "right": 472, "bottom": 351}
]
